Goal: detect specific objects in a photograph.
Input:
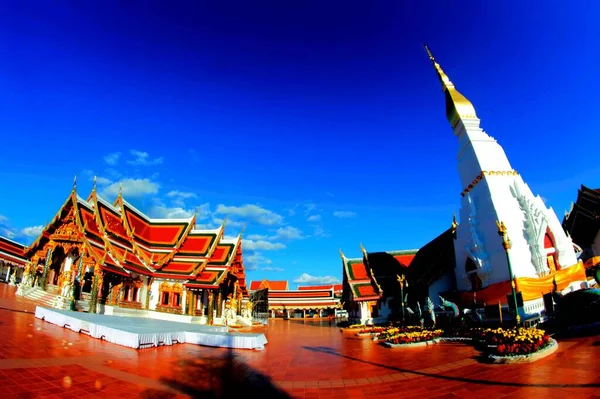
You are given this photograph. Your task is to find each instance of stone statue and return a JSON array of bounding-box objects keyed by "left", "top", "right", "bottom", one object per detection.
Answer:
[{"left": 8, "top": 273, "right": 16, "bottom": 286}]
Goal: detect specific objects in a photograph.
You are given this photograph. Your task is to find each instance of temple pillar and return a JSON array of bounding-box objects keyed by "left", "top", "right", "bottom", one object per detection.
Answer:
[
  {"left": 216, "top": 290, "right": 223, "bottom": 318},
  {"left": 5, "top": 266, "right": 11, "bottom": 282},
  {"left": 40, "top": 245, "right": 55, "bottom": 290},
  {"left": 89, "top": 265, "right": 104, "bottom": 314},
  {"left": 207, "top": 291, "right": 214, "bottom": 325}
]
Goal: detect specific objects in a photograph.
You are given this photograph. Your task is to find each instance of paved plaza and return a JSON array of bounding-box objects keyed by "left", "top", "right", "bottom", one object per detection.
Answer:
[{"left": 1, "top": 285, "right": 600, "bottom": 398}]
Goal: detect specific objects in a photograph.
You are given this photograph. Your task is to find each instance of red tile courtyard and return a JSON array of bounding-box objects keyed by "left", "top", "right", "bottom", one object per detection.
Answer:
[{"left": 1, "top": 284, "right": 600, "bottom": 398}]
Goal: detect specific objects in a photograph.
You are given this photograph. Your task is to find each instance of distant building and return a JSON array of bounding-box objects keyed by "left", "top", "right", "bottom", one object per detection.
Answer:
[
  {"left": 0, "top": 236, "right": 28, "bottom": 282},
  {"left": 249, "top": 279, "right": 341, "bottom": 318}
]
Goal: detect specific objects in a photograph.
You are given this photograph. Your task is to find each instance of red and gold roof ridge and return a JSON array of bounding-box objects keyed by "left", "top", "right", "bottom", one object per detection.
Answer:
[
  {"left": 88, "top": 188, "right": 153, "bottom": 273},
  {"left": 340, "top": 247, "right": 382, "bottom": 302}
]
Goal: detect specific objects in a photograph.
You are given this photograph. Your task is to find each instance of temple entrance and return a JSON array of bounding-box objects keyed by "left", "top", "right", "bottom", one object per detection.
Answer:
[
  {"left": 544, "top": 228, "right": 560, "bottom": 273},
  {"left": 47, "top": 246, "right": 66, "bottom": 286},
  {"left": 250, "top": 288, "right": 269, "bottom": 324},
  {"left": 466, "top": 258, "right": 482, "bottom": 291}
]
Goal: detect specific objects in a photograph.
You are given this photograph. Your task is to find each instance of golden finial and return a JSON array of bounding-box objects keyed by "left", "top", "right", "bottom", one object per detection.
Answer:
[
  {"left": 452, "top": 213, "right": 458, "bottom": 232},
  {"left": 221, "top": 217, "right": 228, "bottom": 230},
  {"left": 423, "top": 43, "right": 478, "bottom": 128},
  {"left": 72, "top": 175, "right": 78, "bottom": 191},
  {"left": 339, "top": 248, "right": 345, "bottom": 259},
  {"left": 118, "top": 182, "right": 123, "bottom": 198},
  {"left": 240, "top": 224, "right": 247, "bottom": 237},
  {"left": 360, "top": 243, "right": 368, "bottom": 259},
  {"left": 92, "top": 176, "right": 97, "bottom": 193}
]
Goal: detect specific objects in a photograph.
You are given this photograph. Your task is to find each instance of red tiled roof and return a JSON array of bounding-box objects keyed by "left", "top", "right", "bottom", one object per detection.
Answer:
[
  {"left": 249, "top": 280, "right": 289, "bottom": 291},
  {"left": 298, "top": 284, "right": 343, "bottom": 292}
]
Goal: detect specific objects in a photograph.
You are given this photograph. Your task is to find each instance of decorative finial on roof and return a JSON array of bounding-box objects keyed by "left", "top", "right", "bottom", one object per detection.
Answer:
[
  {"left": 360, "top": 243, "right": 368, "bottom": 259},
  {"left": 118, "top": 182, "right": 123, "bottom": 198},
  {"left": 73, "top": 175, "right": 78, "bottom": 191},
  {"left": 240, "top": 224, "right": 247, "bottom": 238},
  {"left": 221, "top": 217, "right": 228, "bottom": 230},
  {"left": 339, "top": 248, "right": 345, "bottom": 259},
  {"left": 92, "top": 175, "right": 97, "bottom": 193},
  {"left": 423, "top": 43, "right": 478, "bottom": 128}
]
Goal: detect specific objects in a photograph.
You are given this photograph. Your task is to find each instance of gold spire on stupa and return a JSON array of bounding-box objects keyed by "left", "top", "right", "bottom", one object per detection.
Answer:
[{"left": 423, "top": 44, "right": 478, "bottom": 128}]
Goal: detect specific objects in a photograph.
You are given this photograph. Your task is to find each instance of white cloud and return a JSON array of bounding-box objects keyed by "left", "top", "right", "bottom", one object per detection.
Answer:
[
  {"left": 104, "top": 152, "right": 122, "bottom": 166},
  {"left": 167, "top": 190, "right": 197, "bottom": 199},
  {"left": 127, "top": 150, "right": 164, "bottom": 166},
  {"left": 326, "top": 192, "right": 334, "bottom": 197},
  {"left": 307, "top": 214, "right": 321, "bottom": 222},
  {"left": 101, "top": 178, "right": 160, "bottom": 198},
  {"left": 167, "top": 190, "right": 198, "bottom": 207},
  {"left": 304, "top": 203, "right": 317, "bottom": 215},
  {"left": 313, "top": 225, "right": 330, "bottom": 238},
  {"left": 96, "top": 176, "right": 112, "bottom": 186},
  {"left": 149, "top": 206, "right": 194, "bottom": 219},
  {"left": 0, "top": 216, "right": 17, "bottom": 239},
  {"left": 21, "top": 225, "right": 44, "bottom": 238},
  {"left": 274, "top": 226, "right": 303, "bottom": 240},
  {"left": 333, "top": 210, "right": 357, "bottom": 219},
  {"left": 261, "top": 266, "right": 284, "bottom": 272},
  {"left": 243, "top": 239, "right": 286, "bottom": 251},
  {"left": 247, "top": 233, "right": 267, "bottom": 241},
  {"left": 245, "top": 252, "right": 272, "bottom": 270},
  {"left": 215, "top": 204, "right": 284, "bottom": 226},
  {"left": 212, "top": 217, "right": 245, "bottom": 228},
  {"left": 293, "top": 273, "right": 340, "bottom": 285}
]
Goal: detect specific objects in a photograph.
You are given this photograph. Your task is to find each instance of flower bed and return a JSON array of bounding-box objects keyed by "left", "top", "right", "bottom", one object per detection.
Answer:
[
  {"left": 482, "top": 327, "right": 553, "bottom": 357},
  {"left": 384, "top": 328, "right": 443, "bottom": 345},
  {"left": 356, "top": 326, "right": 386, "bottom": 336}
]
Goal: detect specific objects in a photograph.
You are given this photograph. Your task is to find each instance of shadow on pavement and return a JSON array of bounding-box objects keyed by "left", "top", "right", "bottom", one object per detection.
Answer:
[
  {"left": 140, "top": 347, "right": 290, "bottom": 398},
  {"left": 302, "top": 345, "right": 600, "bottom": 389}
]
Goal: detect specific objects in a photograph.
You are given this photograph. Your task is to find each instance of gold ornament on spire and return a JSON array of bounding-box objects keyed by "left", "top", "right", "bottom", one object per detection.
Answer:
[
  {"left": 360, "top": 243, "right": 368, "bottom": 259},
  {"left": 73, "top": 175, "right": 78, "bottom": 191},
  {"left": 118, "top": 182, "right": 123, "bottom": 198},
  {"left": 423, "top": 44, "right": 478, "bottom": 128}
]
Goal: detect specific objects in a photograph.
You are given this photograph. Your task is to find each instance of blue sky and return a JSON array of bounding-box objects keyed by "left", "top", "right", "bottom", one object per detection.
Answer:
[{"left": 0, "top": 1, "right": 598, "bottom": 288}]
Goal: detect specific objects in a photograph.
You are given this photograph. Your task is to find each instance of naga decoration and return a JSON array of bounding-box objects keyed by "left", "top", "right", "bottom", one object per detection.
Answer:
[
  {"left": 425, "top": 297, "right": 436, "bottom": 327},
  {"left": 416, "top": 302, "right": 424, "bottom": 328},
  {"left": 439, "top": 295, "right": 460, "bottom": 319}
]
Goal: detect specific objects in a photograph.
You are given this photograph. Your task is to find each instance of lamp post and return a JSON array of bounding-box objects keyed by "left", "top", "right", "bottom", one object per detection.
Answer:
[
  {"left": 397, "top": 274, "right": 407, "bottom": 324},
  {"left": 496, "top": 220, "right": 521, "bottom": 326}
]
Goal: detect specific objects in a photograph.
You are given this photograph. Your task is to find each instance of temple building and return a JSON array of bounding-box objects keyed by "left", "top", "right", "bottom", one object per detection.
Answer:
[
  {"left": 563, "top": 185, "right": 600, "bottom": 281},
  {"left": 12, "top": 178, "right": 249, "bottom": 325},
  {"left": 0, "top": 236, "right": 27, "bottom": 283},
  {"left": 340, "top": 247, "right": 417, "bottom": 325},
  {"left": 249, "top": 279, "right": 342, "bottom": 318}
]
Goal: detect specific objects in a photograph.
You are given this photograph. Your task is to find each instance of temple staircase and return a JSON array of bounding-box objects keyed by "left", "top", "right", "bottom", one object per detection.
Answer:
[{"left": 18, "top": 286, "right": 68, "bottom": 309}]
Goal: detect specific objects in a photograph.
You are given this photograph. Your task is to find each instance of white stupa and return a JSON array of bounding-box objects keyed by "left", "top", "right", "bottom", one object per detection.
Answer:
[{"left": 424, "top": 46, "right": 581, "bottom": 305}]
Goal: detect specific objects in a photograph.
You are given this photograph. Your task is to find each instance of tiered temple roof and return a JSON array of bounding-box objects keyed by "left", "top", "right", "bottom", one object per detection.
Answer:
[
  {"left": 25, "top": 183, "right": 248, "bottom": 293},
  {"left": 0, "top": 236, "right": 27, "bottom": 266},
  {"left": 563, "top": 185, "right": 600, "bottom": 252},
  {"left": 340, "top": 247, "right": 418, "bottom": 303}
]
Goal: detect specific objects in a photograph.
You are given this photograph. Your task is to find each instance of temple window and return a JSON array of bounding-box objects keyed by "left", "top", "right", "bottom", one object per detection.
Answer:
[
  {"left": 132, "top": 287, "right": 139, "bottom": 302},
  {"left": 173, "top": 293, "right": 181, "bottom": 307},
  {"left": 162, "top": 292, "right": 170, "bottom": 305}
]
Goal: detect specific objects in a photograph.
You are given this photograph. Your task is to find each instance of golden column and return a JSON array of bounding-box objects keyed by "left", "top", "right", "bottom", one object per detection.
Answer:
[
  {"left": 207, "top": 291, "right": 214, "bottom": 324},
  {"left": 496, "top": 220, "right": 521, "bottom": 326}
]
